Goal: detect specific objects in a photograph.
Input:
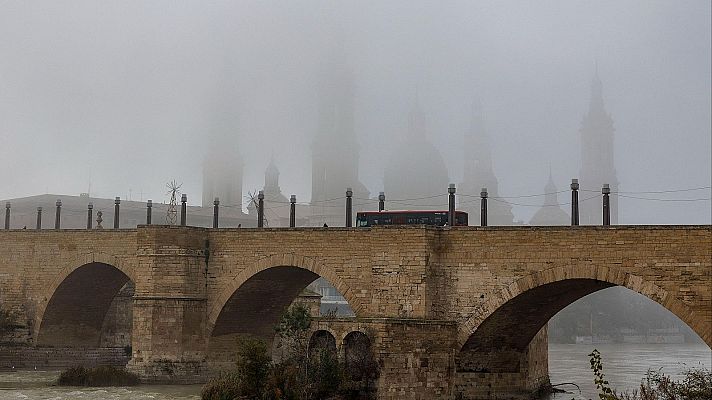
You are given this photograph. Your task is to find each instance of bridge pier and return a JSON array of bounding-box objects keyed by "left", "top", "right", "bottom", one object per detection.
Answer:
[
  {"left": 454, "top": 327, "right": 550, "bottom": 399},
  {"left": 127, "top": 226, "right": 210, "bottom": 383}
]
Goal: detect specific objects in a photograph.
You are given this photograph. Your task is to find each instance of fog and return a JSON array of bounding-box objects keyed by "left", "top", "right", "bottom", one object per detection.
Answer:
[{"left": 1, "top": 1, "right": 710, "bottom": 224}]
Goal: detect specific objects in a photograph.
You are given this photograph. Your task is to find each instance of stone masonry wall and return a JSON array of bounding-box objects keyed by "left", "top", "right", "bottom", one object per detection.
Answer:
[{"left": 0, "top": 225, "right": 709, "bottom": 397}]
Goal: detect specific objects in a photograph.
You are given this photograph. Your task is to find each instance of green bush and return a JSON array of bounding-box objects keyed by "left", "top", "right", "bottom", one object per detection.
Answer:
[
  {"left": 202, "top": 305, "right": 379, "bottom": 400},
  {"left": 57, "top": 365, "right": 139, "bottom": 386},
  {"left": 201, "top": 371, "right": 246, "bottom": 400},
  {"left": 587, "top": 349, "right": 712, "bottom": 400}
]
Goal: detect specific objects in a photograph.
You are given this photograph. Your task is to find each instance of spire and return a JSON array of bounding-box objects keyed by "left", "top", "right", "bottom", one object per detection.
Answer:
[
  {"left": 579, "top": 66, "right": 618, "bottom": 225},
  {"left": 460, "top": 98, "right": 514, "bottom": 225},
  {"left": 588, "top": 65, "right": 606, "bottom": 117},
  {"left": 265, "top": 157, "right": 279, "bottom": 190}
]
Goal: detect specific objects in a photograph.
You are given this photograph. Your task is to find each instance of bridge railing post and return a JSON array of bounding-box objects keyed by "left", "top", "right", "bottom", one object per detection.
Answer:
[
  {"left": 87, "top": 202, "right": 93, "bottom": 229},
  {"left": 257, "top": 190, "right": 264, "bottom": 228},
  {"left": 290, "top": 195, "right": 296, "bottom": 227},
  {"left": 345, "top": 188, "right": 353, "bottom": 227},
  {"left": 4, "top": 202, "right": 10, "bottom": 230},
  {"left": 55, "top": 199, "right": 62, "bottom": 229},
  {"left": 378, "top": 192, "right": 385, "bottom": 212},
  {"left": 570, "top": 179, "right": 579, "bottom": 226},
  {"left": 480, "top": 188, "right": 488, "bottom": 227},
  {"left": 448, "top": 184, "right": 456, "bottom": 226},
  {"left": 180, "top": 194, "right": 187, "bottom": 226},
  {"left": 36, "top": 207, "right": 42, "bottom": 230},
  {"left": 602, "top": 184, "right": 610, "bottom": 226},
  {"left": 114, "top": 197, "right": 121, "bottom": 229},
  {"left": 213, "top": 197, "right": 219, "bottom": 228},
  {"left": 146, "top": 200, "right": 152, "bottom": 225}
]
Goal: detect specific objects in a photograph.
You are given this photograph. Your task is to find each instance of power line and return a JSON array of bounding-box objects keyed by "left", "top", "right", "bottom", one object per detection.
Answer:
[{"left": 618, "top": 194, "right": 711, "bottom": 202}]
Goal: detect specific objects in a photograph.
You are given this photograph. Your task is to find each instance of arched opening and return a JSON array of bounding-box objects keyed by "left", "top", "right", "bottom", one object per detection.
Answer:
[
  {"left": 548, "top": 286, "right": 711, "bottom": 395},
  {"left": 456, "top": 275, "right": 710, "bottom": 398},
  {"left": 37, "top": 262, "right": 134, "bottom": 353},
  {"left": 343, "top": 331, "right": 377, "bottom": 382},
  {"left": 309, "top": 330, "right": 337, "bottom": 359},
  {"left": 458, "top": 279, "right": 614, "bottom": 373},
  {"left": 207, "top": 265, "right": 355, "bottom": 367}
]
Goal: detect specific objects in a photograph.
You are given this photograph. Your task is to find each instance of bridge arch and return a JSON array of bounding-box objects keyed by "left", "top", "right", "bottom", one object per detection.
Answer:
[
  {"left": 457, "top": 264, "right": 710, "bottom": 373},
  {"left": 207, "top": 253, "right": 362, "bottom": 331},
  {"left": 206, "top": 253, "right": 361, "bottom": 364},
  {"left": 35, "top": 258, "right": 135, "bottom": 348}
]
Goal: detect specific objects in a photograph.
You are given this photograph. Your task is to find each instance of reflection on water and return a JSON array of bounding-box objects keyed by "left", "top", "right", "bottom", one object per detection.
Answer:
[
  {"left": 0, "top": 344, "right": 709, "bottom": 399},
  {"left": 548, "top": 343, "right": 712, "bottom": 399}
]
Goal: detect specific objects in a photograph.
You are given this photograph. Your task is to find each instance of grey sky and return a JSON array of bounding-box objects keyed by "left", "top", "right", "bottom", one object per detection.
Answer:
[{"left": 1, "top": 1, "right": 710, "bottom": 224}]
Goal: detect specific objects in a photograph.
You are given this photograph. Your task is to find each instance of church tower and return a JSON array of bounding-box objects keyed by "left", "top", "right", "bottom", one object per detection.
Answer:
[
  {"left": 383, "top": 94, "right": 449, "bottom": 209},
  {"left": 263, "top": 159, "right": 290, "bottom": 226},
  {"left": 579, "top": 70, "right": 619, "bottom": 225},
  {"left": 460, "top": 102, "right": 514, "bottom": 225},
  {"left": 201, "top": 57, "right": 244, "bottom": 213},
  {"left": 309, "top": 48, "right": 369, "bottom": 226},
  {"left": 202, "top": 139, "right": 243, "bottom": 210}
]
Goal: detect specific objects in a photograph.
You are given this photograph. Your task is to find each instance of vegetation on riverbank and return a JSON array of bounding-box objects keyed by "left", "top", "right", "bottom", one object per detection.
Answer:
[
  {"left": 585, "top": 348, "right": 712, "bottom": 400},
  {"left": 201, "top": 305, "right": 378, "bottom": 400},
  {"left": 57, "top": 366, "right": 140, "bottom": 386}
]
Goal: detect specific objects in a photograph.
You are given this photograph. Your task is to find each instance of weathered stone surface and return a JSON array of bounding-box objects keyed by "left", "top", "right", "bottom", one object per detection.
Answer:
[{"left": 0, "top": 225, "right": 709, "bottom": 398}]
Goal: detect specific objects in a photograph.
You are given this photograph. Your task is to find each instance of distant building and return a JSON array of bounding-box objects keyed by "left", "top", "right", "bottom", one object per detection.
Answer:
[
  {"left": 529, "top": 170, "right": 569, "bottom": 225},
  {"left": 202, "top": 133, "right": 244, "bottom": 211},
  {"left": 579, "top": 70, "right": 619, "bottom": 225},
  {"left": 460, "top": 102, "right": 514, "bottom": 225},
  {"left": 383, "top": 96, "right": 449, "bottom": 210},
  {"left": 249, "top": 159, "right": 308, "bottom": 227},
  {"left": 309, "top": 50, "right": 369, "bottom": 227}
]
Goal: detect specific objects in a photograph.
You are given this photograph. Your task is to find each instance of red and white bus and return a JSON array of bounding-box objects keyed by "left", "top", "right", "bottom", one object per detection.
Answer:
[{"left": 356, "top": 210, "right": 468, "bottom": 227}]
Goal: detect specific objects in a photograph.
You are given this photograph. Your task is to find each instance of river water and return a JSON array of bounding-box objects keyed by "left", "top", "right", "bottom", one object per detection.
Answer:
[{"left": 0, "top": 344, "right": 709, "bottom": 399}]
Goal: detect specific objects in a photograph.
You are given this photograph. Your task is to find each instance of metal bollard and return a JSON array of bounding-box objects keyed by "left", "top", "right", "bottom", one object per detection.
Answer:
[
  {"left": 448, "top": 184, "right": 456, "bottom": 226},
  {"left": 602, "top": 184, "right": 610, "bottom": 226},
  {"left": 55, "top": 199, "right": 62, "bottom": 229},
  {"left": 213, "top": 197, "right": 220, "bottom": 229},
  {"left": 480, "top": 188, "right": 488, "bottom": 227},
  {"left": 570, "top": 179, "right": 579, "bottom": 226},
  {"left": 114, "top": 197, "right": 121, "bottom": 229},
  {"left": 257, "top": 191, "right": 264, "bottom": 228},
  {"left": 180, "top": 194, "right": 187, "bottom": 226},
  {"left": 146, "top": 200, "right": 152, "bottom": 225},
  {"left": 345, "top": 188, "right": 353, "bottom": 227},
  {"left": 87, "top": 203, "right": 93, "bottom": 229}
]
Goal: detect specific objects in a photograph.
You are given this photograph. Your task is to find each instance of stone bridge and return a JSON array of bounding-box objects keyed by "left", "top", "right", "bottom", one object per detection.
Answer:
[{"left": 0, "top": 225, "right": 709, "bottom": 399}]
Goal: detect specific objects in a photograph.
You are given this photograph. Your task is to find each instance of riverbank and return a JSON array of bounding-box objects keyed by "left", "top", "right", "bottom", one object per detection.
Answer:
[{"left": 0, "top": 343, "right": 709, "bottom": 399}]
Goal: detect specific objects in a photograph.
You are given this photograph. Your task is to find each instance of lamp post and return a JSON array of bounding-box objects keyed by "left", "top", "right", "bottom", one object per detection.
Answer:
[
  {"left": 290, "top": 195, "right": 296, "bottom": 228},
  {"left": 448, "top": 184, "right": 456, "bottom": 226},
  {"left": 570, "top": 179, "right": 579, "bottom": 226}
]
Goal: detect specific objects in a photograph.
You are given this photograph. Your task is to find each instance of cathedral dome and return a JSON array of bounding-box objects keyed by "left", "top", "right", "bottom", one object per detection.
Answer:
[{"left": 383, "top": 101, "right": 449, "bottom": 208}]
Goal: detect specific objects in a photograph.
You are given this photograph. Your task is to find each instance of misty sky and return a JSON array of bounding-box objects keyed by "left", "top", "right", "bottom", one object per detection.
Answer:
[{"left": 1, "top": 1, "right": 710, "bottom": 224}]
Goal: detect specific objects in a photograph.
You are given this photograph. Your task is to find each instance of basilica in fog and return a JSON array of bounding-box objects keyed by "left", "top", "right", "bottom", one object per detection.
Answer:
[{"left": 199, "top": 64, "right": 618, "bottom": 228}]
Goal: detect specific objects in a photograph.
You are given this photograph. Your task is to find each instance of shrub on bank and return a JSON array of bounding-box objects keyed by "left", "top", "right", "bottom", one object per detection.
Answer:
[
  {"left": 586, "top": 349, "right": 712, "bottom": 400},
  {"left": 202, "top": 305, "right": 379, "bottom": 400},
  {"left": 57, "top": 365, "right": 140, "bottom": 386}
]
